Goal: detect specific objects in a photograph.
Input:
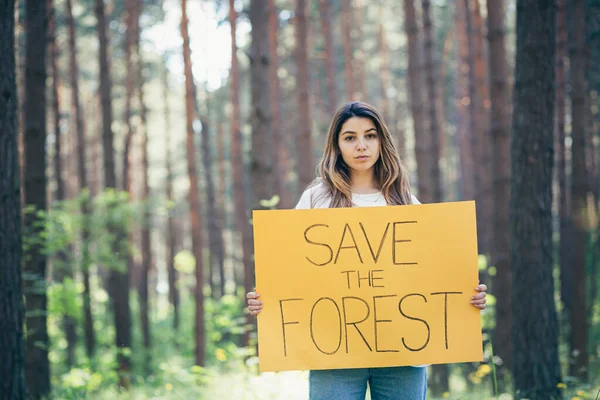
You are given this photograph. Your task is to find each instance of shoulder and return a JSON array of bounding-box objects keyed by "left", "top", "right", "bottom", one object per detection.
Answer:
[
  {"left": 410, "top": 194, "right": 421, "bottom": 205},
  {"left": 295, "top": 181, "right": 330, "bottom": 209}
]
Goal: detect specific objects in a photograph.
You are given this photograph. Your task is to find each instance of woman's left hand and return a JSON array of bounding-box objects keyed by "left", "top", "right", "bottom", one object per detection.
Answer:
[{"left": 471, "top": 283, "right": 487, "bottom": 310}]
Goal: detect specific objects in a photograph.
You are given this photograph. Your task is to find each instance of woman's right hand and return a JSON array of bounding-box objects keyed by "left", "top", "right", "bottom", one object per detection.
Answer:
[{"left": 246, "top": 291, "right": 262, "bottom": 316}]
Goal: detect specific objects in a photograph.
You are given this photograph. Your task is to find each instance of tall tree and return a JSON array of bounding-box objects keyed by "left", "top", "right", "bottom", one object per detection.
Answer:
[
  {"left": 23, "top": 1, "right": 50, "bottom": 397},
  {"left": 200, "top": 102, "right": 225, "bottom": 299},
  {"left": 294, "top": 0, "right": 313, "bottom": 189},
  {"left": 403, "top": 0, "right": 430, "bottom": 201},
  {"left": 317, "top": 0, "right": 337, "bottom": 115},
  {"left": 421, "top": 0, "right": 447, "bottom": 394},
  {"left": 341, "top": 0, "right": 354, "bottom": 101},
  {"left": 133, "top": 0, "right": 153, "bottom": 364},
  {"left": 568, "top": 0, "right": 589, "bottom": 380},
  {"left": 376, "top": 5, "right": 391, "bottom": 124},
  {"left": 555, "top": 0, "right": 571, "bottom": 334},
  {"left": 0, "top": 1, "right": 26, "bottom": 397},
  {"left": 455, "top": 0, "right": 475, "bottom": 202},
  {"left": 95, "top": 0, "right": 132, "bottom": 386},
  {"left": 48, "top": 0, "right": 77, "bottom": 368},
  {"left": 268, "top": 0, "right": 291, "bottom": 208},
  {"left": 181, "top": 0, "right": 205, "bottom": 366},
  {"left": 228, "top": 0, "right": 254, "bottom": 346},
  {"left": 163, "top": 60, "right": 179, "bottom": 331},
  {"left": 510, "top": 1, "right": 562, "bottom": 399},
  {"left": 486, "top": 0, "right": 512, "bottom": 374},
  {"left": 66, "top": 0, "right": 95, "bottom": 359}
]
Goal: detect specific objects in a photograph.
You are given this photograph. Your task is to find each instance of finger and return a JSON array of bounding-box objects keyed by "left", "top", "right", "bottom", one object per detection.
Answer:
[
  {"left": 250, "top": 310, "right": 261, "bottom": 316},
  {"left": 246, "top": 292, "right": 261, "bottom": 299},
  {"left": 475, "top": 284, "right": 487, "bottom": 292},
  {"left": 472, "top": 293, "right": 486, "bottom": 300},
  {"left": 471, "top": 298, "right": 486, "bottom": 305},
  {"left": 248, "top": 305, "right": 262, "bottom": 311},
  {"left": 248, "top": 299, "right": 262, "bottom": 306}
]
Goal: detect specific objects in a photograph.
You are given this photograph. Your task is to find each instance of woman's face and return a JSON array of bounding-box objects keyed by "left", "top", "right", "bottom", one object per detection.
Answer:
[{"left": 337, "top": 117, "right": 381, "bottom": 175}]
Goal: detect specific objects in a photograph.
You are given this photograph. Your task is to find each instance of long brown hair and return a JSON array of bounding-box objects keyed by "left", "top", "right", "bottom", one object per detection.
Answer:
[{"left": 309, "top": 101, "right": 412, "bottom": 208}]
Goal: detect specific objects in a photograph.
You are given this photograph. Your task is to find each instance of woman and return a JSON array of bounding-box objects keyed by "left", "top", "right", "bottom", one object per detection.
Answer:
[{"left": 246, "top": 101, "right": 487, "bottom": 399}]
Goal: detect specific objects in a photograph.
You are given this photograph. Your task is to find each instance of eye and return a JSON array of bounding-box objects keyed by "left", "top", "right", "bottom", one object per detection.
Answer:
[
  {"left": 344, "top": 136, "right": 354, "bottom": 141},
  {"left": 367, "top": 133, "right": 378, "bottom": 139}
]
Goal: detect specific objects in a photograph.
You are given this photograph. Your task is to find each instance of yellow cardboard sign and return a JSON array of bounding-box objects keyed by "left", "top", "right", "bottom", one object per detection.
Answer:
[{"left": 252, "top": 201, "right": 483, "bottom": 372}]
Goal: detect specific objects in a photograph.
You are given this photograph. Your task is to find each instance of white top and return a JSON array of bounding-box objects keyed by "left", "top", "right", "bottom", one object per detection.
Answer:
[
  {"left": 295, "top": 182, "right": 421, "bottom": 209},
  {"left": 294, "top": 182, "right": 427, "bottom": 368}
]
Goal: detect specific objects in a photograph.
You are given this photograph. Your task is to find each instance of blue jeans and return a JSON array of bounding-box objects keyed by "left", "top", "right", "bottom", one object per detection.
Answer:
[{"left": 309, "top": 366, "right": 427, "bottom": 400}]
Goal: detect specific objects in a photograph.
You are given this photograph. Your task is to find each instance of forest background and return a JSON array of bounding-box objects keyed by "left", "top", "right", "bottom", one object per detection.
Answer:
[{"left": 1, "top": 0, "right": 600, "bottom": 399}]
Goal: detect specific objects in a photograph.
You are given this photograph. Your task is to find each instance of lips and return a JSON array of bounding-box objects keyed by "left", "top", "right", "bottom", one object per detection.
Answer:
[{"left": 355, "top": 155, "right": 370, "bottom": 160}]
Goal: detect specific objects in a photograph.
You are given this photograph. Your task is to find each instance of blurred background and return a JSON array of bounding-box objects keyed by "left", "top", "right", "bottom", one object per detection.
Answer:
[{"left": 3, "top": 0, "right": 600, "bottom": 398}]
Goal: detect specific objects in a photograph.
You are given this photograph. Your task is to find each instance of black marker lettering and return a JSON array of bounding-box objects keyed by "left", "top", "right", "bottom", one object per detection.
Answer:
[
  {"left": 359, "top": 222, "right": 390, "bottom": 263},
  {"left": 309, "top": 297, "right": 342, "bottom": 355},
  {"left": 334, "top": 223, "right": 363, "bottom": 264},
  {"left": 341, "top": 296, "right": 372, "bottom": 353},
  {"left": 392, "top": 221, "right": 418, "bottom": 265},
  {"left": 398, "top": 293, "right": 430, "bottom": 352},
  {"left": 431, "top": 291, "right": 463, "bottom": 350},
  {"left": 341, "top": 270, "right": 353, "bottom": 289},
  {"left": 304, "top": 224, "right": 333, "bottom": 266},
  {"left": 357, "top": 270, "right": 370, "bottom": 288},
  {"left": 373, "top": 295, "right": 399, "bottom": 352},
  {"left": 280, "top": 298, "right": 303, "bottom": 356},
  {"left": 371, "top": 270, "right": 385, "bottom": 288}
]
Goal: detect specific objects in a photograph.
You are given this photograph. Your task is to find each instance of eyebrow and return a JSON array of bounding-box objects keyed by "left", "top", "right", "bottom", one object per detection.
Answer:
[{"left": 341, "top": 128, "right": 377, "bottom": 136}]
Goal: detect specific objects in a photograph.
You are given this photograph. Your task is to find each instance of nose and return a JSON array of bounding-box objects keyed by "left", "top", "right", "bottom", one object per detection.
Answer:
[{"left": 356, "top": 137, "right": 367, "bottom": 151}]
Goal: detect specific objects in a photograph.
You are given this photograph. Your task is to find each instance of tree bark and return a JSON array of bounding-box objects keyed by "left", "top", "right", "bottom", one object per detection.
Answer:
[
  {"left": 511, "top": 1, "right": 562, "bottom": 398},
  {"left": 23, "top": 1, "right": 50, "bottom": 397},
  {"left": 216, "top": 119, "right": 227, "bottom": 296},
  {"left": 268, "top": 0, "right": 292, "bottom": 209},
  {"left": 404, "top": 0, "right": 430, "bottom": 202},
  {"left": 568, "top": 0, "right": 589, "bottom": 381},
  {"left": 318, "top": 0, "right": 337, "bottom": 115},
  {"left": 228, "top": 0, "right": 254, "bottom": 347},
  {"left": 455, "top": 0, "right": 475, "bottom": 201},
  {"left": 48, "top": 0, "right": 78, "bottom": 368},
  {"left": 181, "top": 0, "right": 205, "bottom": 366},
  {"left": 486, "top": 0, "right": 513, "bottom": 375},
  {"left": 163, "top": 60, "right": 179, "bottom": 331},
  {"left": 65, "top": 0, "right": 95, "bottom": 360},
  {"left": 0, "top": 1, "right": 26, "bottom": 397},
  {"left": 95, "top": 0, "right": 132, "bottom": 386},
  {"left": 341, "top": 0, "right": 354, "bottom": 101},
  {"left": 421, "top": 0, "right": 447, "bottom": 392},
  {"left": 294, "top": 0, "right": 313, "bottom": 190},
  {"left": 376, "top": 5, "right": 391, "bottom": 124},
  {"left": 133, "top": 0, "right": 152, "bottom": 365}
]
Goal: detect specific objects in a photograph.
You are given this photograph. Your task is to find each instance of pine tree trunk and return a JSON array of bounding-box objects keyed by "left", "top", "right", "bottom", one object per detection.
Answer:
[
  {"left": 268, "top": 0, "right": 292, "bottom": 209},
  {"left": 0, "top": 1, "right": 26, "bottom": 396},
  {"left": 403, "top": 0, "right": 429, "bottom": 201},
  {"left": 163, "top": 61, "right": 180, "bottom": 331},
  {"left": 228, "top": 0, "right": 254, "bottom": 347},
  {"left": 422, "top": 0, "right": 447, "bottom": 392},
  {"left": 486, "top": 0, "right": 513, "bottom": 376},
  {"left": 341, "top": 0, "right": 354, "bottom": 101},
  {"left": 376, "top": 5, "right": 391, "bottom": 124},
  {"left": 95, "top": 0, "right": 132, "bottom": 386},
  {"left": 555, "top": 0, "right": 571, "bottom": 339},
  {"left": 293, "top": 0, "right": 313, "bottom": 190},
  {"left": 133, "top": 0, "right": 152, "bottom": 365},
  {"left": 455, "top": 0, "right": 475, "bottom": 201},
  {"left": 216, "top": 119, "right": 227, "bottom": 297},
  {"left": 48, "top": 0, "right": 77, "bottom": 368},
  {"left": 23, "top": 0, "right": 50, "bottom": 396},
  {"left": 181, "top": 0, "right": 205, "bottom": 366},
  {"left": 65, "top": 0, "right": 95, "bottom": 360},
  {"left": 511, "top": 1, "right": 562, "bottom": 398},
  {"left": 568, "top": 0, "right": 589, "bottom": 381},
  {"left": 200, "top": 111, "right": 225, "bottom": 298},
  {"left": 318, "top": 0, "right": 337, "bottom": 115}
]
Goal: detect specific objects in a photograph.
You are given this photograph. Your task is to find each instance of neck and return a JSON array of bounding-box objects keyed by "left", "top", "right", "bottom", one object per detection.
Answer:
[{"left": 350, "top": 170, "right": 379, "bottom": 194}]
